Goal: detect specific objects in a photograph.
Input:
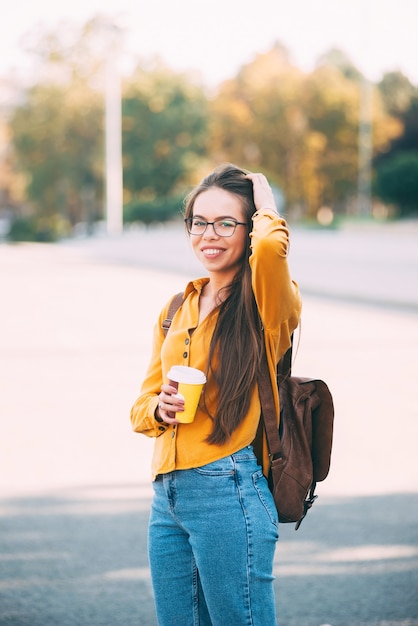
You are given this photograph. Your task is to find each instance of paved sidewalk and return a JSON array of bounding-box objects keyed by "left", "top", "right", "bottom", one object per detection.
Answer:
[
  {"left": 62, "top": 221, "right": 418, "bottom": 312},
  {"left": 0, "top": 238, "right": 417, "bottom": 625}
]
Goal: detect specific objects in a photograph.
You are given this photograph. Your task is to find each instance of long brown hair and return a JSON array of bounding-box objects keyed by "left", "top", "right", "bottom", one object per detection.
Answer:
[{"left": 184, "top": 163, "right": 263, "bottom": 445}]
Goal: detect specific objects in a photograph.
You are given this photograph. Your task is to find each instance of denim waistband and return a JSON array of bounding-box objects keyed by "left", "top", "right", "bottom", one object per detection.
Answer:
[
  {"left": 230, "top": 444, "right": 256, "bottom": 461},
  {"left": 155, "top": 445, "right": 257, "bottom": 480}
]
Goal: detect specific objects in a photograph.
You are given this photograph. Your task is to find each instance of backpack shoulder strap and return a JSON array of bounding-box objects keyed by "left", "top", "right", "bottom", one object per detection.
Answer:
[
  {"left": 259, "top": 333, "right": 295, "bottom": 460},
  {"left": 161, "top": 292, "right": 184, "bottom": 336},
  {"left": 258, "top": 348, "right": 282, "bottom": 460}
]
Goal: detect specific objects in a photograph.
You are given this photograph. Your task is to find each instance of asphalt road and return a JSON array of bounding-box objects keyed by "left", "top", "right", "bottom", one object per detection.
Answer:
[
  {"left": 1, "top": 223, "right": 417, "bottom": 626},
  {"left": 63, "top": 219, "right": 418, "bottom": 312}
]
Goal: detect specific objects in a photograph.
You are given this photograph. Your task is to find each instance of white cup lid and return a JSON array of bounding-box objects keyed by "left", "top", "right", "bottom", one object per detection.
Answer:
[{"left": 167, "top": 365, "right": 206, "bottom": 384}]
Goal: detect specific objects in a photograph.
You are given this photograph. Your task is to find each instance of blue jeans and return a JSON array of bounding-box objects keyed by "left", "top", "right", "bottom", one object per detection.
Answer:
[{"left": 148, "top": 445, "right": 279, "bottom": 626}]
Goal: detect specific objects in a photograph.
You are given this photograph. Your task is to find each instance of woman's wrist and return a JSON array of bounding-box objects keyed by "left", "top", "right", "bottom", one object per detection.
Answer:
[
  {"left": 258, "top": 206, "right": 277, "bottom": 213},
  {"left": 154, "top": 405, "right": 164, "bottom": 423}
]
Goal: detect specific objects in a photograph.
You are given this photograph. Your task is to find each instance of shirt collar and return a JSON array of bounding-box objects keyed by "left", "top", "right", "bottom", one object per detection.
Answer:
[{"left": 184, "top": 277, "right": 210, "bottom": 298}]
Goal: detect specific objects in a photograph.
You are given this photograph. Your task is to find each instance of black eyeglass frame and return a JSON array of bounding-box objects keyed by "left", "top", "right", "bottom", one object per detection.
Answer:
[{"left": 184, "top": 217, "right": 248, "bottom": 237}]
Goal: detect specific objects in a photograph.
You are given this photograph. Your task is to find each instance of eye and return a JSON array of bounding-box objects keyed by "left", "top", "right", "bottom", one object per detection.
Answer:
[
  {"left": 192, "top": 218, "right": 207, "bottom": 227},
  {"left": 217, "top": 220, "right": 236, "bottom": 229}
]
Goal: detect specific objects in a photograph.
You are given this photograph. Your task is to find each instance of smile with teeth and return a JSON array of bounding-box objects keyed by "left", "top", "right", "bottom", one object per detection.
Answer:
[{"left": 202, "top": 248, "right": 224, "bottom": 256}]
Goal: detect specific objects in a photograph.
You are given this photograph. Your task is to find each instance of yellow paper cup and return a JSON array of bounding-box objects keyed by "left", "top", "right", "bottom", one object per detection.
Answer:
[{"left": 167, "top": 366, "right": 206, "bottom": 423}]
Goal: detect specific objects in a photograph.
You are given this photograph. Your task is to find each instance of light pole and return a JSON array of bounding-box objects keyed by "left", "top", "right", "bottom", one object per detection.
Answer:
[
  {"left": 105, "top": 48, "right": 123, "bottom": 235},
  {"left": 357, "top": 75, "right": 373, "bottom": 217},
  {"left": 357, "top": 2, "right": 373, "bottom": 218},
  {"left": 97, "top": 18, "right": 124, "bottom": 236}
]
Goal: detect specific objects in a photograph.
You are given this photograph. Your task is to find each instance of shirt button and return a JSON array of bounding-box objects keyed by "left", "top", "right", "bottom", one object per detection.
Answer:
[
  {"left": 185, "top": 338, "right": 190, "bottom": 345},
  {"left": 183, "top": 352, "right": 188, "bottom": 358},
  {"left": 158, "top": 426, "right": 165, "bottom": 432}
]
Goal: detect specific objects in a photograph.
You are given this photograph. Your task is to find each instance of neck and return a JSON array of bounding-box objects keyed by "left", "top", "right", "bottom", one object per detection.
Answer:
[{"left": 205, "top": 270, "right": 236, "bottom": 301}]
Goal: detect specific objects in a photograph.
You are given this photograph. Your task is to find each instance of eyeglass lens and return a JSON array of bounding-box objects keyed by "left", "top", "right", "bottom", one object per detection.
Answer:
[{"left": 187, "top": 219, "right": 240, "bottom": 236}]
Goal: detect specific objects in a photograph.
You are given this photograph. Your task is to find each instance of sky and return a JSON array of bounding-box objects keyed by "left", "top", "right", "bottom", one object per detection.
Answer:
[{"left": 1, "top": 0, "right": 418, "bottom": 87}]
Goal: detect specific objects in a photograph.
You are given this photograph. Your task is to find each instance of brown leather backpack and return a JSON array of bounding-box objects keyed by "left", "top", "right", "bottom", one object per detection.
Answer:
[{"left": 258, "top": 340, "right": 334, "bottom": 529}]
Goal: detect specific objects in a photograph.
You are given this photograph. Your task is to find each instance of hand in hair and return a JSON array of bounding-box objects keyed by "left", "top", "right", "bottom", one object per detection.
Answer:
[{"left": 246, "top": 172, "right": 278, "bottom": 214}]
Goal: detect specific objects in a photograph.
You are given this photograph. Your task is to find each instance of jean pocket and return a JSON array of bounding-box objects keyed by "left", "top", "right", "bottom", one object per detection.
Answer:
[
  {"left": 252, "top": 469, "right": 279, "bottom": 527},
  {"left": 192, "top": 456, "right": 235, "bottom": 476}
]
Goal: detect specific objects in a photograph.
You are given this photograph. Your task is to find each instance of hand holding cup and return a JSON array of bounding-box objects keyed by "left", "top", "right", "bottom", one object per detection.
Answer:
[{"left": 158, "top": 366, "right": 206, "bottom": 424}]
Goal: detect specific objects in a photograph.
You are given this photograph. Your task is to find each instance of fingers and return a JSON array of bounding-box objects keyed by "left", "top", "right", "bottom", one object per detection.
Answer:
[
  {"left": 158, "top": 384, "right": 184, "bottom": 424},
  {"left": 245, "top": 171, "right": 272, "bottom": 192},
  {"left": 246, "top": 172, "right": 277, "bottom": 212},
  {"left": 246, "top": 172, "right": 267, "bottom": 181}
]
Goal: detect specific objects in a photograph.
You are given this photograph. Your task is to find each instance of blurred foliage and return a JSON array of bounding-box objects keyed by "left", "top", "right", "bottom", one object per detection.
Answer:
[
  {"left": 7, "top": 217, "right": 39, "bottom": 242},
  {"left": 124, "top": 194, "right": 184, "bottom": 226},
  {"left": 1, "top": 19, "right": 418, "bottom": 239},
  {"left": 378, "top": 71, "right": 415, "bottom": 117},
  {"left": 11, "top": 82, "right": 104, "bottom": 227},
  {"left": 7, "top": 18, "right": 207, "bottom": 238},
  {"left": 374, "top": 151, "right": 418, "bottom": 215},
  {"left": 7, "top": 214, "right": 71, "bottom": 242},
  {"left": 316, "top": 48, "right": 363, "bottom": 82},
  {"left": 375, "top": 72, "right": 418, "bottom": 215},
  {"left": 22, "top": 15, "right": 116, "bottom": 83},
  {"left": 122, "top": 63, "right": 208, "bottom": 201},
  {"left": 209, "top": 44, "right": 401, "bottom": 218}
]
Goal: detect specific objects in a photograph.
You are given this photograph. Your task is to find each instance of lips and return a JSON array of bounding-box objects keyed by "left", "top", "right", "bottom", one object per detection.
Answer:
[{"left": 201, "top": 247, "right": 225, "bottom": 257}]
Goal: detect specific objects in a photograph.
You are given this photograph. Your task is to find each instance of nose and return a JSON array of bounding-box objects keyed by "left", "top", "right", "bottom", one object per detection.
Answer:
[{"left": 203, "top": 222, "right": 219, "bottom": 238}]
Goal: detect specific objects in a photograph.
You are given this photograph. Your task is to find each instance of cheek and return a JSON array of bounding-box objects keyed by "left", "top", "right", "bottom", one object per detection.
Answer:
[
  {"left": 190, "top": 236, "right": 201, "bottom": 253},
  {"left": 236, "top": 231, "right": 249, "bottom": 256}
]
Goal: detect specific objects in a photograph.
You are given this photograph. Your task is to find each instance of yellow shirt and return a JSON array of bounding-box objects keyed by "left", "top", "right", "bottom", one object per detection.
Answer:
[{"left": 130, "top": 210, "right": 302, "bottom": 479}]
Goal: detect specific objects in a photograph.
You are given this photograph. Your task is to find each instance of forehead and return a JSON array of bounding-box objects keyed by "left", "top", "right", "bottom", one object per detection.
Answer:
[{"left": 193, "top": 187, "right": 245, "bottom": 220}]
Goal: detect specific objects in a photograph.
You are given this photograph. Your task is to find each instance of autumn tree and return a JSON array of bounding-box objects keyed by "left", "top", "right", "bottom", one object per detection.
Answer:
[
  {"left": 209, "top": 43, "right": 401, "bottom": 218},
  {"left": 11, "top": 82, "right": 104, "bottom": 230},
  {"left": 8, "top": 17, "right": 118, "bottom": 236},
  {"left": 9, "top": 16, "right": 209, "bottom": 232},
  {"left": 0, "top": 112, "right": 26, "bottom": 213},
  {"left": 378, "top": 71, "right": 416, "bottom": 119},
  {"left": 209, "top": 44, "right": 306, "bottom": 207},
  {"left": 122, "top": 62, "right": 208, "bottom": 204}
]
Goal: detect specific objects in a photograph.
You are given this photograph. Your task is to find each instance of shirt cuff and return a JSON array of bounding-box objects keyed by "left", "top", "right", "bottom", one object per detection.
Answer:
[{"left": 252, "top": 208, "right": 279, "bottom": 219}]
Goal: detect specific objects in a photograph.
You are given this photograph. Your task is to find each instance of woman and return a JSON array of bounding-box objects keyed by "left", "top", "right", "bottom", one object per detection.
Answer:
[{"left": 130, "top": 163, "right": 301, "bottom": 625}]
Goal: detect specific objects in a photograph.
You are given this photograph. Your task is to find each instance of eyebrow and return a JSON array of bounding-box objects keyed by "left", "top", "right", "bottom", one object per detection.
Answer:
[{"left": 191, "top": 214, "right": 242, "bottom": 221}]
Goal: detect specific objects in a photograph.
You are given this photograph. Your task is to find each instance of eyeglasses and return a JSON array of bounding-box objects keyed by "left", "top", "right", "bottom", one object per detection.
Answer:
[{"left": 184, "top": 217, "right": 247, "bottom": 237}]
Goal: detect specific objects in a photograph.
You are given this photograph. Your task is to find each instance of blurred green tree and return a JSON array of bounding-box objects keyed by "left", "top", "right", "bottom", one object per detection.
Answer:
[
  {"left": 11, "top": 82, "right": 104, "bottom": 231},
  {"left": 8, "top": 16, "right": 116, "bottom": 236},
  {"left": 374, "top": 72, "right": 418, "bottom": 217},
  {"left": 122, "top": 63, "right": 208, "bottom": 205},
  {"left": 377, "top": 73, "right": 418, "bottom": 156},
  {"left": 9, "top": 16, "right": 209, "bottom": 234},
  {"left": 378, "top": 71, "right": 415, "bottom": 117},
  {"left": 374, "top": 151, "right": 418, "bottom": 216},
  {"left": 316, "top": 48, "right": 363, "bottom": 81}
]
